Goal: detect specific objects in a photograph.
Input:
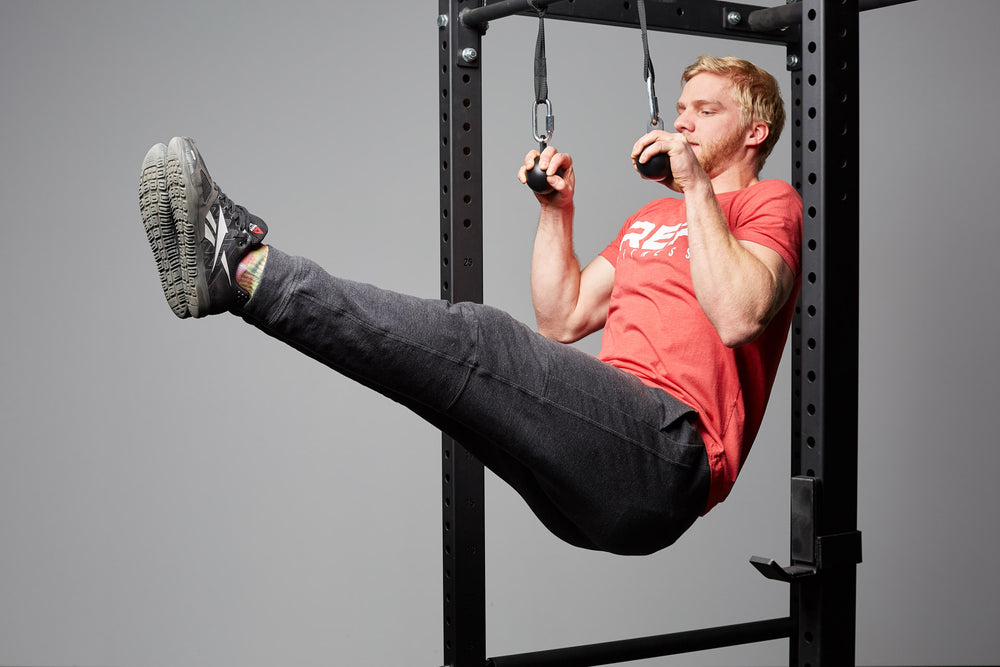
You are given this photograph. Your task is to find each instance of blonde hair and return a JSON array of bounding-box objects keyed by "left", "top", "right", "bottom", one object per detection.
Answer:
[{"left": 681, "top": 55, "right": 785, "bottom": 173}]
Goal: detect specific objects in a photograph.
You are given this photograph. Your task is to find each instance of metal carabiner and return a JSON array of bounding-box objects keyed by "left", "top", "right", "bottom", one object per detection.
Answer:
[
  {"left": 532, "top": 99, "right": 555, "bottom": 144},
  {"left": 646, "top": 75, "right": 663, "bottom": 132}
]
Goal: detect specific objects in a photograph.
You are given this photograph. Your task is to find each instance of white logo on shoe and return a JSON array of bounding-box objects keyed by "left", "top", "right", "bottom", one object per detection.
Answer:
[{"left": 204, "top": 204, "right": 233, "bottom": 283}]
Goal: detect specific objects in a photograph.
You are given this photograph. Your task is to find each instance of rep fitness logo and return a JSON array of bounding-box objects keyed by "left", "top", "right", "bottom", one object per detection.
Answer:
[{"left": 618, "top": 220, "right": 690, "bottom": 259}]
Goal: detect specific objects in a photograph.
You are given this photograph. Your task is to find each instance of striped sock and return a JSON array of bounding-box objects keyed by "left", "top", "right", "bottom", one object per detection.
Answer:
[{"left": 236, "top": 245, "right": 269, "bottom": 297}]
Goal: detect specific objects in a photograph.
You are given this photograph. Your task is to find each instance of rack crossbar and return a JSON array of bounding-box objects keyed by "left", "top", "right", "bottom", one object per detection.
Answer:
[
  {"left": 461, "top": 0, "right": 795, "bottom": 46},
  {"left": 460, "top": 0, "right": 563, "bottom": 27},
  {"left": 749, "top": 0, "right": 917, "bottom": 31},
  {"left": 486, "top": 617, "right": 793, "bottom": 667}
]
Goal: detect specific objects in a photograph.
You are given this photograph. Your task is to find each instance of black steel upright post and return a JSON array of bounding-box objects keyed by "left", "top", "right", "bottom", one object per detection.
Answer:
[
  {"left": 438, "top": 1, "right": 487, "bottom": 666},
  {"left": 791, "top": 0, "right": 862, "bottom": 665}
]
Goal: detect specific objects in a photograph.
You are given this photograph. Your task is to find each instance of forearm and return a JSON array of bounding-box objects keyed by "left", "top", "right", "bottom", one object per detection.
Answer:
[
  {"left": 531, "top": 204, "right": 585, "bottom": 339},
  {"left": 685, "top": 182, "right": 781, "bottom": 346}
]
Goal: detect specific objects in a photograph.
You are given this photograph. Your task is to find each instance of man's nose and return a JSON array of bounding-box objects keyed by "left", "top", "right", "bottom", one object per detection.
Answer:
[{"left": 674, "top": 111, "right": 692, "bottom": 133}]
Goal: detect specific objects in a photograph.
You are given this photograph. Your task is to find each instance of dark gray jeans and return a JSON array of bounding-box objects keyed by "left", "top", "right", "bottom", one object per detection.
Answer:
[{"left": 240, "top": 247, "right": 710, "bottom": 555}]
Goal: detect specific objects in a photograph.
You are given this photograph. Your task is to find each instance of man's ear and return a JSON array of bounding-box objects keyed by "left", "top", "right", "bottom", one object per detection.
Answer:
[{"left": 746, "top": 121, "right": 769, "bottom": 147}]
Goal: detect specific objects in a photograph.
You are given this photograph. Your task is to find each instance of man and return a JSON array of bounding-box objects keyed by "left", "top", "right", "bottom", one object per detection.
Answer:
[{"left": 138, "top": 55, "right": 800, "bottom": 556}]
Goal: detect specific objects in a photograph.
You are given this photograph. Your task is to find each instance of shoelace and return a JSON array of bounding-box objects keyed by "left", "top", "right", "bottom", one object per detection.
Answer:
[{"left": 217, "top": 192, "right": 258, "bottom": 248}]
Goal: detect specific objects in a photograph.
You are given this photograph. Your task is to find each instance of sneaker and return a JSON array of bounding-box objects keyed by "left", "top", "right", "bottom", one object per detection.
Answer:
[
  {"left": 139, "top": 142, "right": 187, "bottom": 317},
  {"left": 164, "top": 136, "right": 268, "bottom": 317}
]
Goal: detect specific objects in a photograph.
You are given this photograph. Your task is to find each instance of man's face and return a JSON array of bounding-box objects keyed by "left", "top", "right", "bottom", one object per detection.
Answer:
[{"left": 673, "top": 72, "right": 749, "bottom": 177}]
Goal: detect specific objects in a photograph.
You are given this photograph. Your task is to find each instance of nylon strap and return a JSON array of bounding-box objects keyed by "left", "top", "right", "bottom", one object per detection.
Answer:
[
  {"left": 638, "top": 0, "right": 654, "bottom": 84},
  {"left": 531, "top": 1, "right": 548, "bottom": 103},
  {"left": 529, "top": 1, "right": 554, "bottom": 146},
  {"left": 637, "top": 0, "right": 662, "bottom": 129}
]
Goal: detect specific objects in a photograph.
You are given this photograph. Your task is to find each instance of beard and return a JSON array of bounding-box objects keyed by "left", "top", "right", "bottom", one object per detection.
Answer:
[{"left": 692, "top": 124, "right": 747, "bottom": 177}]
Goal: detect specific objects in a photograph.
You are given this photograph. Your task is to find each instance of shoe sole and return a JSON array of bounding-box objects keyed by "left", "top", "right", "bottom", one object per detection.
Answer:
[
  {"left": 166, "top": 136, "right": 211, "bottom": 318},
  {"left": 139, "top": 143, "right": 188, "bottom": 318}
]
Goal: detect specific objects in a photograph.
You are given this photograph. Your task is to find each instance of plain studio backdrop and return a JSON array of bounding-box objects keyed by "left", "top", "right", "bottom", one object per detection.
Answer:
[{"left": 1, "top": 1, "right": 997, "bottom": 666}]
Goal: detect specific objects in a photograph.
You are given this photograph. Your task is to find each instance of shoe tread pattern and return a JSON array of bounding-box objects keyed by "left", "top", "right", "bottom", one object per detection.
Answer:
[
  {"left": 139, "top": 143, "right": 188, "bottom": 318},
  {"left": 165, "top": 138, "right": 207, "bottom": 318}
]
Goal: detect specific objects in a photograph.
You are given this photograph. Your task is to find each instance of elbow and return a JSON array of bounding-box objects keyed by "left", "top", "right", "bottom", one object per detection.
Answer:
[
  {"left": 715, "top": 316, "right": 768, "bottom": 348},
  {"left": 719, "top": 328, "right": 760, "bottom": 348},
  {"left": 538, "top": 323, "right": 584, "bottom": 344},
  {"left": 537, "top": 313, "right": 595, "bottom": 344}
]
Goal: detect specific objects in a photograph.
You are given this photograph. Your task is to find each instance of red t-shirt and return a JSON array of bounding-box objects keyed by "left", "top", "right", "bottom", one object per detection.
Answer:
[{"left": 598, "top": 179, "right": 802, "bottom": 512}]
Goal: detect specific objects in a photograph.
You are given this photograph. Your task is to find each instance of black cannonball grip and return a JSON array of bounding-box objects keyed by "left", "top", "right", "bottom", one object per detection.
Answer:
[
  {"left": 526, "top": 155, "right": 564, "bottom": 195},
  {"left": 636, "top": 152, "right": 671, "bottom": 182}
]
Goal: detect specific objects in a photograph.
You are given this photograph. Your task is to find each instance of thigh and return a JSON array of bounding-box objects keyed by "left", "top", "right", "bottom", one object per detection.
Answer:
[{"left": 444, "top": 305, "right": 710, "bottom": 553}]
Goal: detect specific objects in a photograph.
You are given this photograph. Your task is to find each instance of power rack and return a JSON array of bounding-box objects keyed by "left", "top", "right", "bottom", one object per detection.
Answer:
[{"left": 436, "top": 2, "right": 907, "bottom": 664}]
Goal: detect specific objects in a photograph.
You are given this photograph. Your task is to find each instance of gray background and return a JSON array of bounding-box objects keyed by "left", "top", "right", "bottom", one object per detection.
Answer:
[{"left": 1, "top": 1, "right": 997, "bottom": 665}]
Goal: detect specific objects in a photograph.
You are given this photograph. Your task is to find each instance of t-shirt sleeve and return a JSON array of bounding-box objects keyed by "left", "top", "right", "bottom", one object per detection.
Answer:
[
  {"left": 731, "top": 180, "right": 803, "bottom": 277},
  {"left": 599, "top": 211, "right": 638, "bottom": 268}
]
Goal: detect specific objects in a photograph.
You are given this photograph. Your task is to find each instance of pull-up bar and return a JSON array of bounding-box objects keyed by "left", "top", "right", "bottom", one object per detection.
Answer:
[
  {"left": 460, "top": 0, "right": 561, "bottom": 27},
  {"left": 748, "top": 0, "right": 917, "bottom": 31},
  {"left": 461, "top": 0, "right": 916, "bottom": 32}
]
